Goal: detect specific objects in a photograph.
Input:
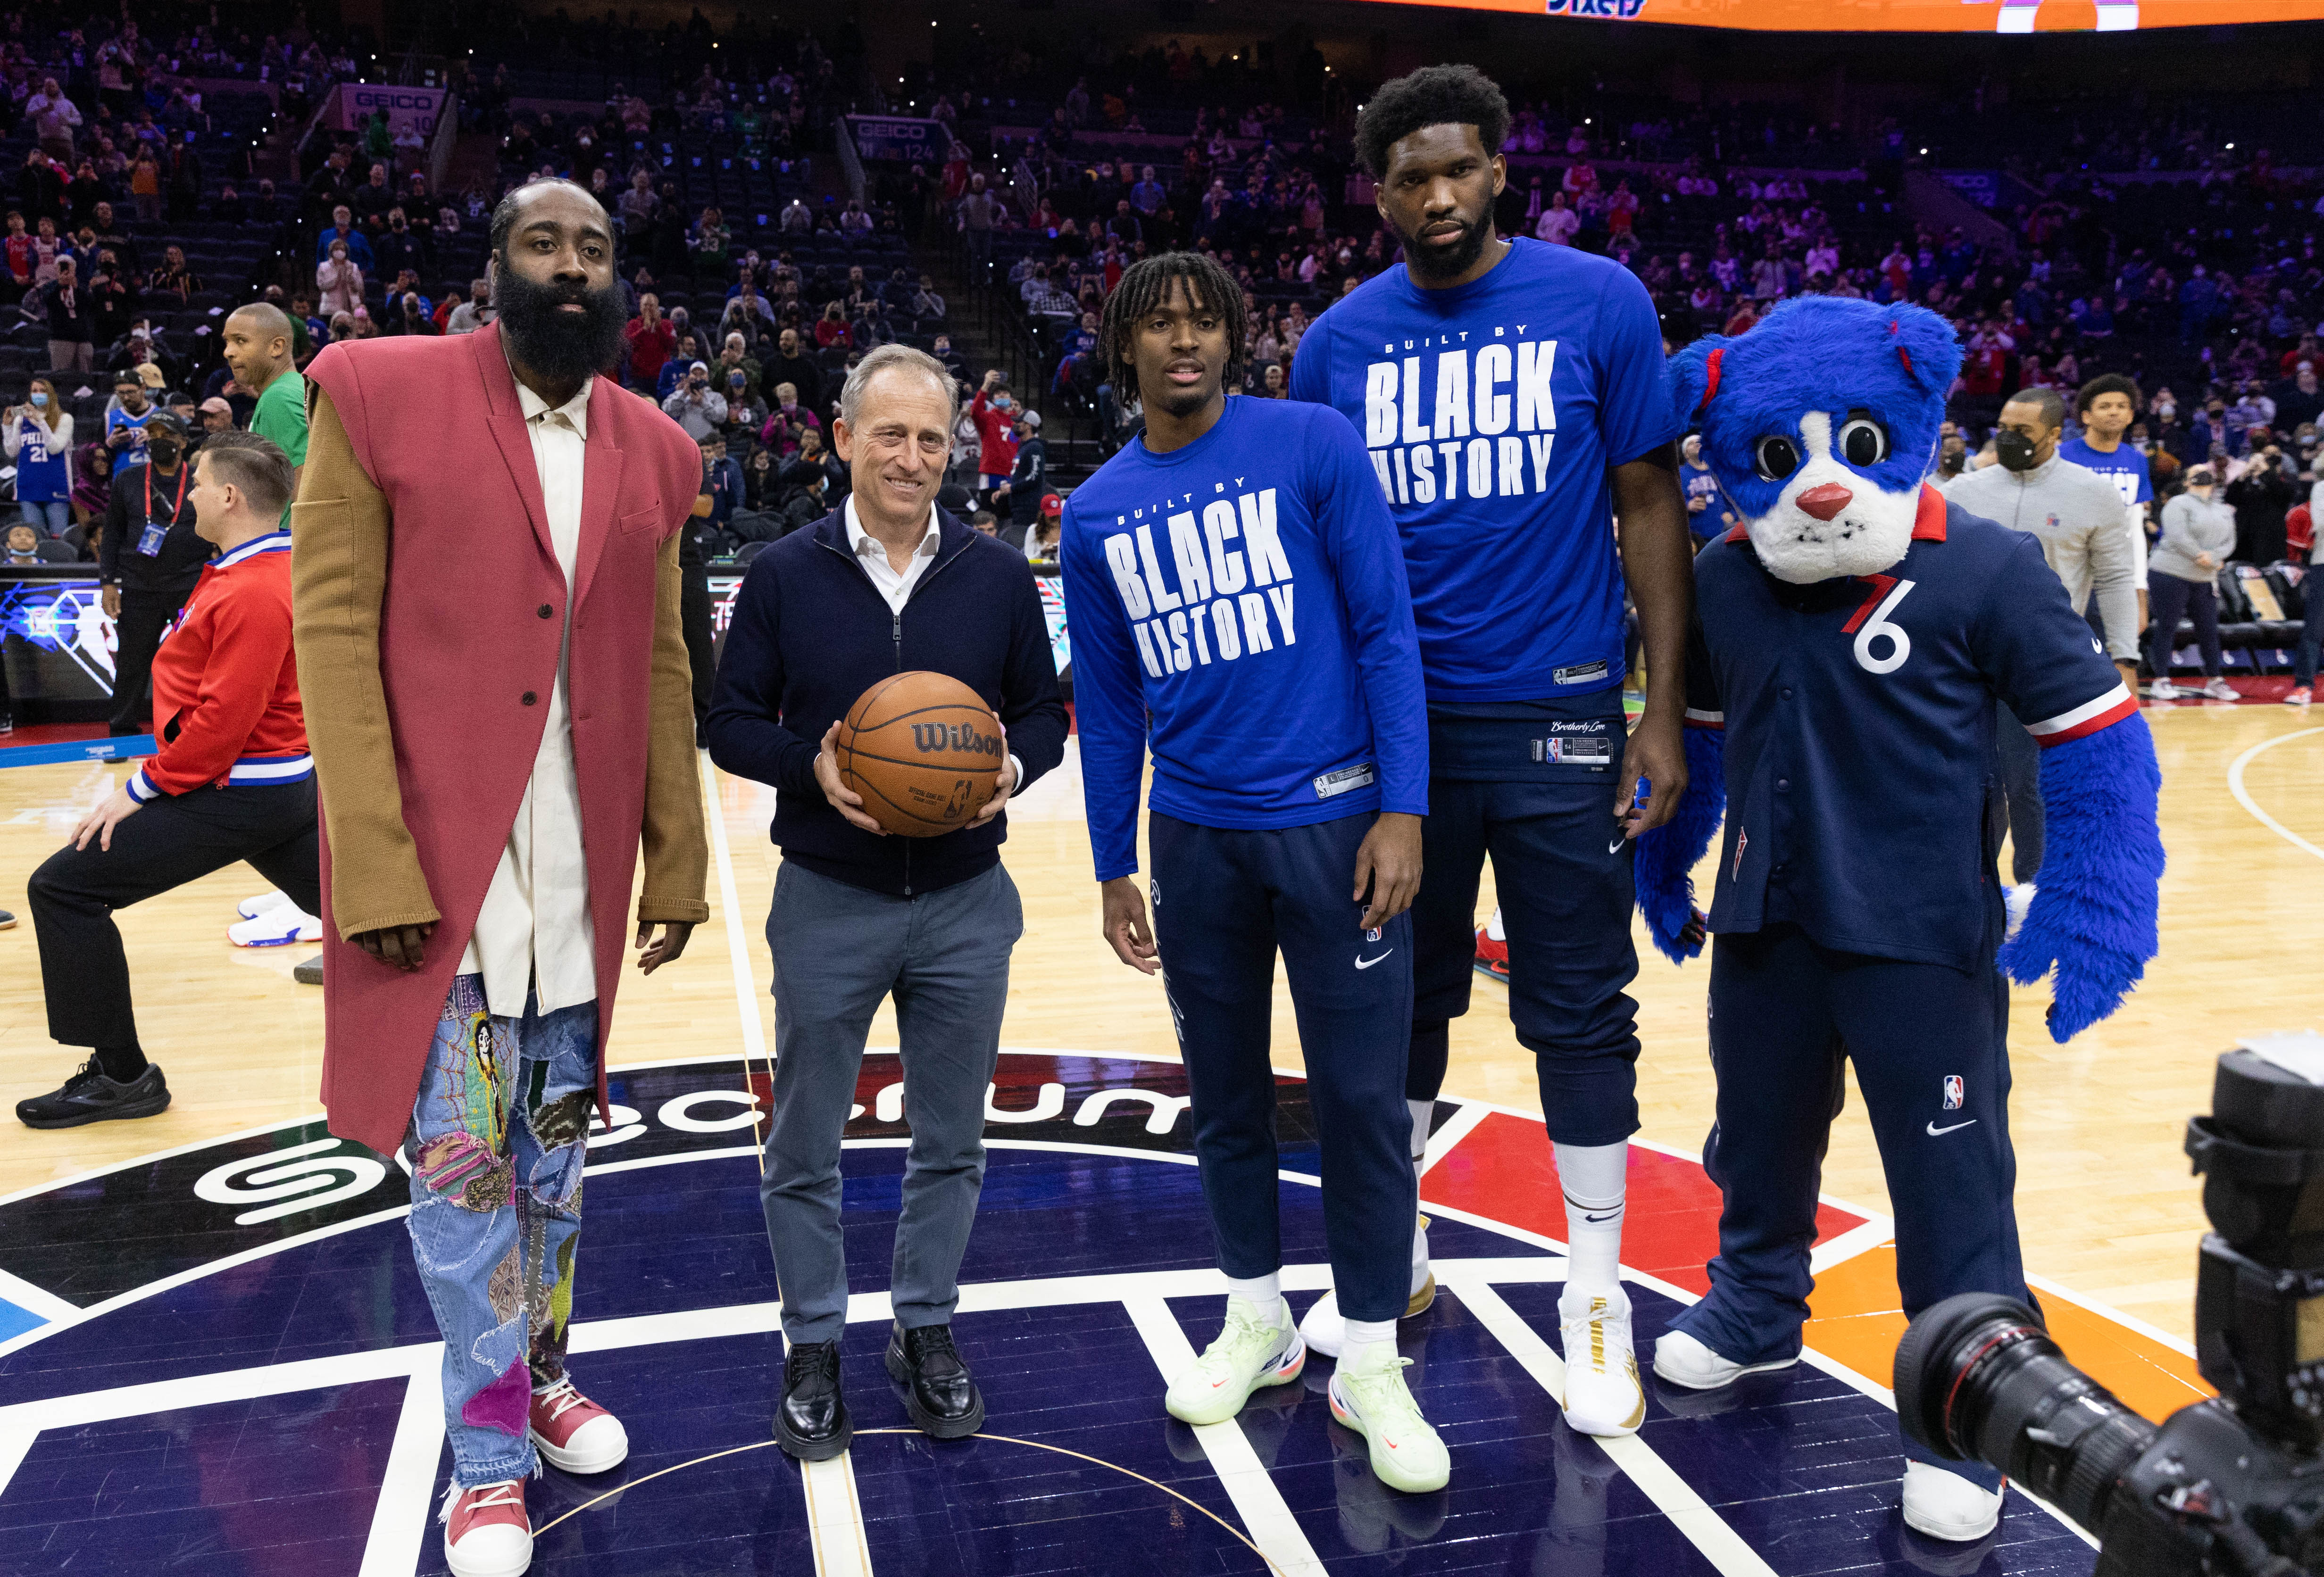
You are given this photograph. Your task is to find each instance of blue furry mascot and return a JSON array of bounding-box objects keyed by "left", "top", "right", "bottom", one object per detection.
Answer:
[{"left": 1634, "top": 298, "right": 2164, "bottom": 1544}]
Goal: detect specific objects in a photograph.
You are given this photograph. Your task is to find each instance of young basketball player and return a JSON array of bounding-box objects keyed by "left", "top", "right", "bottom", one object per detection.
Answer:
[
  {"left": 1061, "top": 252, "right": 1443, "bottom": 1493},
  {"left": 1289, "top": 65, "right": 1695, "bottom": 1436}
]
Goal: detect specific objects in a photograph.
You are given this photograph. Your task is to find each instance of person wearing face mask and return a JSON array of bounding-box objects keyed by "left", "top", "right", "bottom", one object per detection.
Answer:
[
  {"left": 99, "top": 412, "right": 207, "bottom": 735},
  {"left": 2146, "top": 468, "right": 2240, "bottom": 702},
  {"left": 966, "top": 369, "right": 1020, "bottom": 506},
  {"left": 4, "top": 377, "right": 75, "bottom": 536},
  {"left": 1941, "top": 387, "right": 2140, "bottom": 925}
]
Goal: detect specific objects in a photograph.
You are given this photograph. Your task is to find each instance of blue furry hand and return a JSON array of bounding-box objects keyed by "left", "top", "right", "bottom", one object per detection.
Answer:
[
  {"left": 1634, "top": 727, "right": 1727, "bottom": 964},
  {"left": 1995, "top": 717, "right": 2165, "bottom": 1043}
]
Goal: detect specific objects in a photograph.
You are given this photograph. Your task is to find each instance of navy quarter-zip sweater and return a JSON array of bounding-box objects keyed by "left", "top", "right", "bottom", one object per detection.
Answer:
[{"left": 706, "top": 506, "right": 1070, "bottom": 896}]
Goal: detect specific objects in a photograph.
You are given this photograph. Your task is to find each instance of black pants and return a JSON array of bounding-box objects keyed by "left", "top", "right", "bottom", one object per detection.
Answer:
[
  {"left": 2145, "top": 570, "right": 2221, "bottom": 680},
  {"left": 1994, "top": 706, "right": 2042, "bottom": 885},
  {"left": 1408, "top": 774, "right": 1643, "bottom": 1147},
  {"left": 1149, "top": 810, "right": 1416, "bottom": 1323},
  {"left": 680, "top": 557, "right": 715, "bottom": 731},
  {"left": 28, "top": 779, "right": 322, "bottom": 1049},
  {"left": 108, "top": 581, "right": 197, "bottom": 735}
]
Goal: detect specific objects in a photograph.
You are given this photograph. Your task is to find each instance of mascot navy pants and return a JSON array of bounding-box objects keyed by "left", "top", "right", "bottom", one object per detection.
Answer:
[
  {"left": 1669, "top": 921, "right": 2027, "bottom": 1489},
  {"left": 1150, "top": 810, "right": 1418, "bottom": 1326}
]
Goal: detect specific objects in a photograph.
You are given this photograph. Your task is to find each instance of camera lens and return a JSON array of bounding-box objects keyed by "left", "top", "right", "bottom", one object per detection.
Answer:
[{"left": 1896, "top": 1292, "right": 2157, "bottom": 1532}]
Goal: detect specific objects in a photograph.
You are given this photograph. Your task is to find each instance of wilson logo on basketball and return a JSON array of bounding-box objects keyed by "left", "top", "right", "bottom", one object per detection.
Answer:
[{"left": 911, "top": 722, "right": 1004, "bottom": 758}]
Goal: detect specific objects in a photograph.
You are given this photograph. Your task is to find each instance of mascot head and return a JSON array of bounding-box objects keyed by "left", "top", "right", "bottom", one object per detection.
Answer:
[{"left": 1670, "top": 298, "right": 1962, "bottom": 584}]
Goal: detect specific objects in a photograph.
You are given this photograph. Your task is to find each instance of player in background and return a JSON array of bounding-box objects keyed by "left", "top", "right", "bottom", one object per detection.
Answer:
[
  {"left": 2059, "top": 374, "right": 2154, "bottom": 642},
  {"left": 1063, "top": 252, "right": 1446, "bottom": 1493},
  {"left": 1290, "top": 64, "right": 1695, "bottom": 1438}
]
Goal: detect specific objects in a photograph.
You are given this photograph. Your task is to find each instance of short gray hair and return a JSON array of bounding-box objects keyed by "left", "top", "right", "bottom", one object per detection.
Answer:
[{"left": 839, "top": 344, "right": 957, "bottom": 430}]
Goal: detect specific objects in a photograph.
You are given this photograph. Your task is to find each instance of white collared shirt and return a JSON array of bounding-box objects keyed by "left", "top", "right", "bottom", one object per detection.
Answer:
[
  {"left": 843, "top": 494, "right": 940, "bottom": 615},
  {"left": 458, "top": 372, "right": 596, "bottom": 1018}
]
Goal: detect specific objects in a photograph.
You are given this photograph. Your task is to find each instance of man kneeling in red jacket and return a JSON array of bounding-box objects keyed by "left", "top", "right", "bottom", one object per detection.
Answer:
[{"left": 20, "top": 430, "right": 315, "bottom": 1128}]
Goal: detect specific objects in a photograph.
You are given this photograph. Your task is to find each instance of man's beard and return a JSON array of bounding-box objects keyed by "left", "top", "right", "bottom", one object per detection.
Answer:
[
  {"left": 1389, "top": 209, "right": 1490, "bottom": 282},
  {"left": 494, "top": 266, "right": 627, "bottom": 386}
]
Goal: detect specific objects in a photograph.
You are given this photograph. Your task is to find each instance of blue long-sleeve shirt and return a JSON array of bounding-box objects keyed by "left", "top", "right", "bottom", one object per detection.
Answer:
[{"left": 1061, "top": 395, "right": 1428, "bottom": 881}]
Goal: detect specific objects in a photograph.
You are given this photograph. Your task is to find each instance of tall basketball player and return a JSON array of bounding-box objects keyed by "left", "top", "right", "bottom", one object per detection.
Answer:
[
  {"left": 1290, "top": 65, "right": 1695, "bottom": 1437},
  {"left": 1063, "top": 253, "right": 1443, "bottom": 1493}
]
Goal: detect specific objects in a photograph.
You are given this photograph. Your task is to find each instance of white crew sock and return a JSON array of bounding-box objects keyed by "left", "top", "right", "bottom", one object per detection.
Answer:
[
  {"left": 1407, "top": 1098, "right": 1432, "bottom": 1161},
  {"left": 1557, "top": 1140, "right": 1628, "bottom": 1314},
  {"left": 1485, "top": 907, "right": 1506, "bottom": 942},
  {"left": 1340, "top": 1317, "right": 1397, "bottom": 1370},
  {"left": 1225, "top": 1273, "right": 1285, "bottom": 1327}
]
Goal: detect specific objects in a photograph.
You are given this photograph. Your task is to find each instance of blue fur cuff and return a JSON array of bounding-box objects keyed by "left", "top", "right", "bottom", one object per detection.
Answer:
[
  {"left": 1634, "top": 726, "right": 1727, "bottom": 965},
  {"left": 1997, "top": 715, "right": 2166, "bottom": 1043}
]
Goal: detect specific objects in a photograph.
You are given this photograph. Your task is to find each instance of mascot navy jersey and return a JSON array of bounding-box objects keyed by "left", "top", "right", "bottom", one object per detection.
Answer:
[
  {"left": 1060, "top": 396, "right": 1428, "bottom": 881},
  {"left": 1290, "top": 236, "right": 1681, "bottom": 702}
]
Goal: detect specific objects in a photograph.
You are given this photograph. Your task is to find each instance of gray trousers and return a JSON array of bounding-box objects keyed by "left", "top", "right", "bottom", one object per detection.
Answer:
[{"left": 760, "top": 859, "right": 1023, "bottom": 1343}]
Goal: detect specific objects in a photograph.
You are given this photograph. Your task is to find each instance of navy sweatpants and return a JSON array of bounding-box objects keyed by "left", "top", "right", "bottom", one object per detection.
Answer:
[
  {"left": 1669, "top": 922, "right": 2028, "bottom": 1489},
  {"left": 1408, "top": 775, "right": 1642, "bottom": 1147},
  {"left": 1150, "top": 810, "right": 1418, "bottom": 1325}
]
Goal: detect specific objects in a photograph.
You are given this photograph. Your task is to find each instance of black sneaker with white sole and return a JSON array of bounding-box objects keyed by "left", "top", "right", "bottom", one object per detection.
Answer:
[
  {"left": 0, "top": 908, "right": 16, "bottom": 930},
  {"left": 17, "top": 1062, "right": 171, "bottom": 1129}
]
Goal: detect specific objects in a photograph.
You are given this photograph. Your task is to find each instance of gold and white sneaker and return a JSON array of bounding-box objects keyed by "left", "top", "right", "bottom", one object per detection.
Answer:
[
  {"left": 1166, "top": 1298, "right": 1305, "bottom": 1426},
  {"left": 1328, "top": 1340, "right": 1450, "bottom": 1493},
  {"left": 1299, "top": 1214, "right": 1436, "bottom": 1360},
  {"left": 1558, "top": 1287, "right": 1646, "bottom": 1437}
]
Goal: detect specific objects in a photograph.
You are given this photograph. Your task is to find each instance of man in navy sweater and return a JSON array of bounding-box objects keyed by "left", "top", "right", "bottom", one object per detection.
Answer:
[
  {"left": 1062, "top": 253, "right": 1444, "bottom": 1494},
  {"left": 706, "top": 344, "right": 1068, "bottom": 1465}
]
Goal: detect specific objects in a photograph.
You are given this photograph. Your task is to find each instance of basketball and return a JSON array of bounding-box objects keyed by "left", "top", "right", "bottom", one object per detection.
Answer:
[{"left": 836, "top": 671, "right": 1006, "bottom": 837}]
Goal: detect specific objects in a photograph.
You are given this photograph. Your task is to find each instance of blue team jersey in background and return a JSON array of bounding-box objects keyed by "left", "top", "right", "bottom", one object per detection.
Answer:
[
  {"left": 2057, "top": 436, "right": 2153, "bottom": 510},
  {"left": 1061, "top": 396, "right": 1429, "bottom": 882},
  {"left": 1290, "top": 237, "right": 1681, "bottom": 703}
]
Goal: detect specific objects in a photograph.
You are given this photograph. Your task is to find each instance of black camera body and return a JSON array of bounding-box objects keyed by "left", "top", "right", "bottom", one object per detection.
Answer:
[{"left": 1897, "top": 1047, "right": 2324, "bottom": 1576}]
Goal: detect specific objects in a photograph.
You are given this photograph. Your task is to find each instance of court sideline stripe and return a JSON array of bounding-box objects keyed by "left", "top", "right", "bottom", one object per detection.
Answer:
[
  {"left": 2227, "top": 725, "right": 2324, "bottom": 863},
  {"left": 1121, "top": 1294, "right": 1326, "bottom": 1577},
  {"left": 356, "top": 1357, "right": 445, "bottom": 1577},
  {"left": 715, "top": 758, "right": 876, "bottom": 1577},
  {"left": 1451, "top": 1278, "right": 1780, "bottom": 1577}
]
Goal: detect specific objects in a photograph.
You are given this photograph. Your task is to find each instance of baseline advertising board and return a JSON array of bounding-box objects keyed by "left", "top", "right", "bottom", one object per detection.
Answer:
[{"left": 1377, "top": 0, "right": 2314, "bottom": 30}]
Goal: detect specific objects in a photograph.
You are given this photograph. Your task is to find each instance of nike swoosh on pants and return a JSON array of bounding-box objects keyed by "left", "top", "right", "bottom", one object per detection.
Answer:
[{"left": 1925, "top": 1120, "right": 1977, "bottom": 1136}]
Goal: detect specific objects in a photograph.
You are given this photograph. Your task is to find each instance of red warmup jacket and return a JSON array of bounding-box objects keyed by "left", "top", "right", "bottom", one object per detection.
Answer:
[
  {"left": 969, "top": 388, "right": 1018, "bottom": 477},
  {"left": 124, "top": 530, "right": 309, "bottom": 804}
]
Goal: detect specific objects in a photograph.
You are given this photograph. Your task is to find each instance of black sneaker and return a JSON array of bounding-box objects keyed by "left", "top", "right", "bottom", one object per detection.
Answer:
[
  {"left": 0, "top": 908, "right": 15, "bottom": 930},
  {"left": 16, "top": 1062, "right": 170, "bottom": 1129},
  {"left": 884, "top": 1321, "right": 984, "bottom": 1439},
  {"left": 293, "top": 955, "right": 323, "bottom": 985}
]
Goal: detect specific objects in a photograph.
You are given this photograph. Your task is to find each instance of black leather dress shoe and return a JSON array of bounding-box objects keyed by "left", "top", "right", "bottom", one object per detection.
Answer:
[
  {"left": 884, "top": 1322, "right": 984, "bottom": 1440},
  {"left": 775, "top": 1339, "right": 851, "bottom": 1461}
]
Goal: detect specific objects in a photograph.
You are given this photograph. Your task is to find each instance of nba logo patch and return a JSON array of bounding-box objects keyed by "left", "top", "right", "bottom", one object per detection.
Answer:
[
  {"left": 1942, "top": 1075, "right": 1964, "bottom": 1110},
  {"left": 1366, "top": 926, "right": 1382, "bottom": 943}
]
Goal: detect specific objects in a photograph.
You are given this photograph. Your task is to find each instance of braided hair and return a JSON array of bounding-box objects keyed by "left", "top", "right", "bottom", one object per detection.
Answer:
[{"left": 1100, "top": 250, "right": 1248, "bottom": 408}]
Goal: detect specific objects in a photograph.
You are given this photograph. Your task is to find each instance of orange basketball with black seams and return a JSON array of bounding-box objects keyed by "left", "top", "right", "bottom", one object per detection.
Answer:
[{"left": 837, "top": 671, "right": 1006, "bottom": 838}]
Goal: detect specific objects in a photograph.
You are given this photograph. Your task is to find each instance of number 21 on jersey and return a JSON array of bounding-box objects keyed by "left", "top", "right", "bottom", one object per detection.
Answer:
[{"left": 1842, "top": 574, "right": 1916, "bottom": 675}]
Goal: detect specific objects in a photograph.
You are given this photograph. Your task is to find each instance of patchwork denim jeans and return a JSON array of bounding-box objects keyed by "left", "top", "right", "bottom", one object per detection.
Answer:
[{"left": 403, "top": 974, "right": 597, "bottom": 1486}]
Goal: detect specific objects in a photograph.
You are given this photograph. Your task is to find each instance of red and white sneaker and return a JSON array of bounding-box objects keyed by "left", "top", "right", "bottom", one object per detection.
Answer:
[
  {"left": 530, "top": 1376, "right": 630, "bottom": 1474},
  {"left": 442, "top": 1478, "right": 532, "bottom": 1577},
  {"left": 1473, "top": 926, "right": 1510, "bottom": 984}
]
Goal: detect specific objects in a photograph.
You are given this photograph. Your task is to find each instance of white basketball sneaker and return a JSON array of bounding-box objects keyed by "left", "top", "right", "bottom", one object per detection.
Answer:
[
  {"left": 1558, "top": 1286, "right": 1645, "bottom": 1436},
  {"left": 228, "top": 907, "right": 324, "bottom": 947},
  {"left": 1902, "top": 1461, "right": 2006, "bottom": 1541},
  {"left": 1328, "top": 1339, "right": 1450, "bottom": 1493},
  {"left": 236, "top": 888, "right": 294, "bottom": 920},
  {"left": 1166, "top": 1298, "right": 1305, "bottom": 1427},
  {"left": 1300, "top": 1215, "right": 1435, "bottom": 1359},
  {"left": 1651, "top": 1328, "right": 1799, "bottom": 1390}
]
